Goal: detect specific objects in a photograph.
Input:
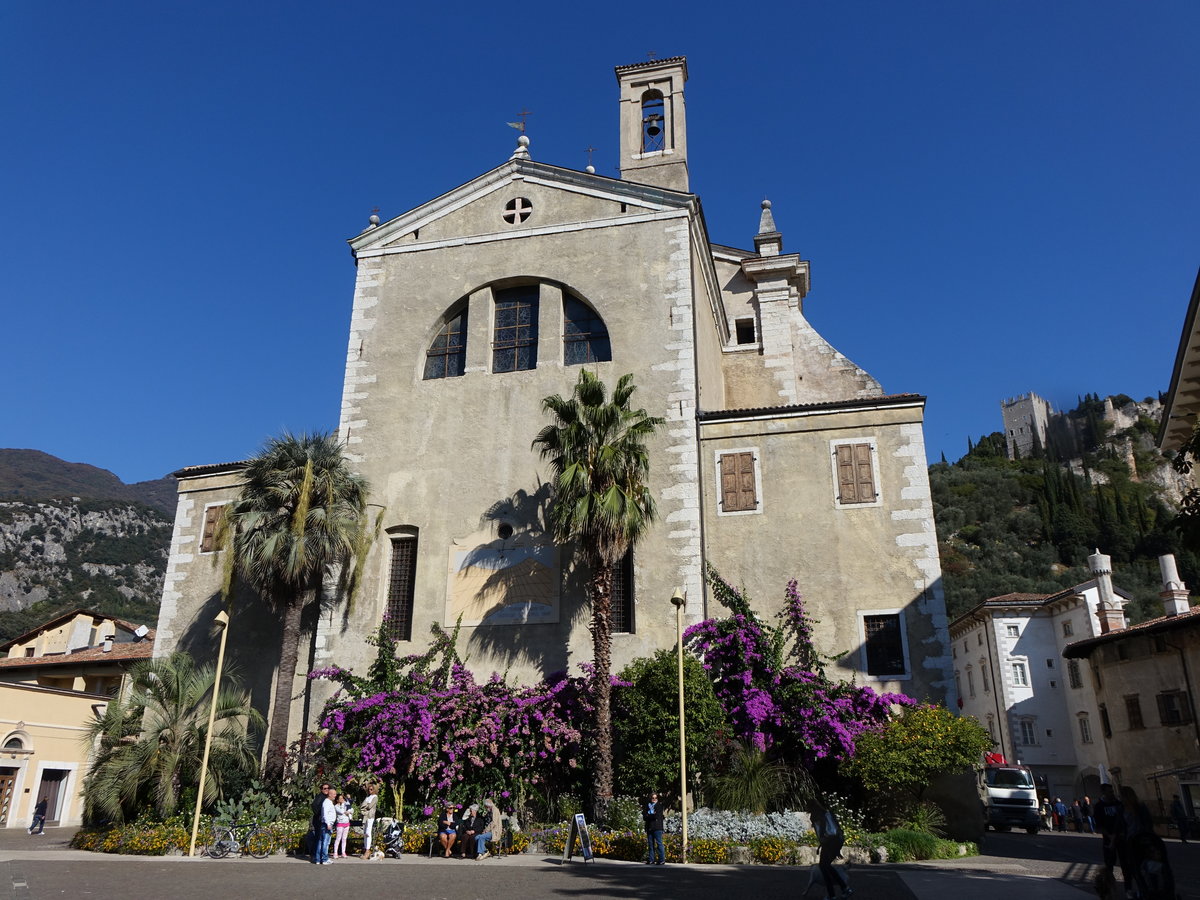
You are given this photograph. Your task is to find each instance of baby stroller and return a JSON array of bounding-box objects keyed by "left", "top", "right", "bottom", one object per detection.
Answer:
[{"left": 381, "top": 820, "right": 405, "bottom": 858}]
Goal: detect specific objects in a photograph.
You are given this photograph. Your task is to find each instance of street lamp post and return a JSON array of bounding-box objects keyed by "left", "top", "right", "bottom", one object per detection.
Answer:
[
  {"left": 189, "top": 609, "right": 230, "bottom": 858},
  {"left": 670, "top": 588, "right": 688, "bottom": 864}
]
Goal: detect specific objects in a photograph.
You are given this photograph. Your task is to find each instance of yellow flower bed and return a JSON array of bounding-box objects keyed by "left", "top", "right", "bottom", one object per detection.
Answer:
[{"left": 748, "top": 836, "right": 797, "bottom": 865}]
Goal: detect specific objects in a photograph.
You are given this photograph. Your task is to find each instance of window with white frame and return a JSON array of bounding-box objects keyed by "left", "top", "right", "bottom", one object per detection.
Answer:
[
  {"left": 1006, "top": 624, "right": 1020, "bottom": 637},
  {"left": 1011, "top": 661, "right": 1029, "bottom": 687},
  {"left": 1078, "top": 715, "right": 1093, "bottom": 744},
  {"left": 715, "top": 448, "right": 763, "bottom": 516},
  {"left": 1019, "top": 719, "right": 1037, "bottom": 745},
  {"left": 830, "top": 438, "right": 881, "bottom": 507},
  {"left": 967, "top": 667, "right": 976, "bottom": 699},
  {"left": 980, "top": 661, "right": 990, "bottom": 693},
  {"left": 858, "top": 610, "right": 910, "bottom": 679}
]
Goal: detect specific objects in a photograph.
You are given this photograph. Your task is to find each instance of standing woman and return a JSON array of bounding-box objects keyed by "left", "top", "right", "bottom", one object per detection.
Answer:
[
  {"left": 807, "top": 797, "right": 852, "bottom": 900},
  {"left": 360, "top": 783, "right": 379, "bottom": 859}
]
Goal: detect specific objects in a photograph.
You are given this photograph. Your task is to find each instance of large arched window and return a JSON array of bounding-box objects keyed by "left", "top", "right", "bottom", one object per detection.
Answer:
[
  {"left": 563, "top": 296, "right": 611, "bottom": 365},
  {"left": 641, "top": 89, "right": 665, "bottom": 152},
  {"left": 424, "top": 307, "right": 468, "bottom": 379}
]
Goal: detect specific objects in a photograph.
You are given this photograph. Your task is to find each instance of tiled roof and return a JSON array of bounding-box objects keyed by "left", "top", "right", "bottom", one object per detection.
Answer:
[
  {"left": 172, "top": 460, "right": 247, "bottom": 478},
  {"left": 614, "top": 57, "right": 688, "bottom": 75},
  {"left": 697, "top": 393, "right": 925, "bottom": 422},
  {"left": 0, "top": 608, "right": 152, "bottom": 652},
  {"left": 1064, "top": 606, "right": 1200, "bottom": 657},
  {"left": 0, "top": 639, "right": 154, "bottom": 669}
]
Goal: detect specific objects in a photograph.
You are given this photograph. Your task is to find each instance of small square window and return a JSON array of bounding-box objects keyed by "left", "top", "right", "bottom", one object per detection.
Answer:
[
  {"left": 1046, "top": 658, "right": 1055, "bottom": 668},
  {"left": 1006, "top": 625, "right": 1019, "bottom": 637}
]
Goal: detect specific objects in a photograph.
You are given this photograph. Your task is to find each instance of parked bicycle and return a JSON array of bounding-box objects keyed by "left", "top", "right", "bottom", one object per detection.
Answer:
[{"left": 206, "top": 821, "right": 274, "bottom": 859}]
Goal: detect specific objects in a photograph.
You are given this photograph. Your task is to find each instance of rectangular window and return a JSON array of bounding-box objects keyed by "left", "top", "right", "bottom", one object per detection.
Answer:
[
  {"left": 1011, "top": 661, "right": 1029, "bottom": 687},
  {"left": 1125, "top": 695, "right": 1145, "bottom": 731},
  {"left": 1062, "top": 620, "right": 1074, "bottom": 637},
  {"left": 1019, "top": 720, "right": 1036, "bottom": 745},
  {"left": 1046, "top": 658, "right": 1055, "bottom": 668},
  {"left": 734, "top": 317, "right": 756, "bottom": 345},
  {"left": 493, "top": 286, "right": 539, "bottom": 372},
  {"left": 385, "top": 537, "right": 418, "bottom": 642},
  {"left": 719, "top": 451, "right": 759, "bottom": 513},
  {"left": 1079, "top": 716, "right": 1093, "bottom": 744},
  {"left": 834, "top": 442, "right": 876, "bottom": 504},
  {"left": 1100, "top": 703, "right": 1112, "bottom": 737},
  {"left": 863, "top": 613, "right": 907, "bottom": 676},
  {"left": 610, "top": 549, "right": 635, "bottom": 635},
  {"left": 1006, "top": 624, "right": 1019, "bottom": 637},
  {"left": 200, "top": 504, "right": 226, "bottom": 553},
  {"left": 967, "top": 669, "right": 976, "bottom": 698},
  {"left": 1157, "top": 690, "right": 1193, "bottom": 727},
  {"left": 1067, "top": 659, "right": 1083, "bottom": 689}
]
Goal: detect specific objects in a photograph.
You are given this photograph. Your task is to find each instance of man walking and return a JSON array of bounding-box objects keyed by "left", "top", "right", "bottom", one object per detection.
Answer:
[
  {"left": 644, "top": 792, "right": 665, "bottom": 865},
  {"left": 28, "top": 797, "right": 47, "bottom": 835}
]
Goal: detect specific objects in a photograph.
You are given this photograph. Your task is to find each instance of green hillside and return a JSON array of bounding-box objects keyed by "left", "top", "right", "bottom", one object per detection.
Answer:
[{"left": 933, "top": 395, "right": 1195, "bottom": 625}]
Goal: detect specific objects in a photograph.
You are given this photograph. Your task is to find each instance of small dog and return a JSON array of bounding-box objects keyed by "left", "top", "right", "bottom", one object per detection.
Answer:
[{"left": 800, "top": 863, "right": 852, "bottom": 898}]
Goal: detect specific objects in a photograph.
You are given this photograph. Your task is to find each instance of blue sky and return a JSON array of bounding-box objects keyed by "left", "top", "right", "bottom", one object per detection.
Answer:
[{"left": 2, "top": 2, "right": 1197, "bottom": 484}]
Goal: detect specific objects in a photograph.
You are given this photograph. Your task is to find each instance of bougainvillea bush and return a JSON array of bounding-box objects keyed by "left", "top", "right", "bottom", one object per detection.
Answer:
[
  {"left": 684, "top": 565, "right": 914, "bottom": 769},
  {"left": 312, "top": 619, "right": 594, "bottom": 818}
]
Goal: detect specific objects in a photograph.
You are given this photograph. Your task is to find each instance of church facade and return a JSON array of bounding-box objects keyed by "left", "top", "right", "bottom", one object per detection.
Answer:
[{"left": 154, "top": 58, "right": 955, "bottom": 742}]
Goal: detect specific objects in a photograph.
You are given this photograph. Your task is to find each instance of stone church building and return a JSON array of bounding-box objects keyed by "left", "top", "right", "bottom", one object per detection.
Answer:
[{"left": 154, "top": 57, "right": 955, "bottom": 743}]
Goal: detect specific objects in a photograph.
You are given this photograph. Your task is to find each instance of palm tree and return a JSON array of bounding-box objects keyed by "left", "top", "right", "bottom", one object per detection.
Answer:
[
  {"left": 227, "top": 430, "right": 368, "bottom": 779},
  {"left": 82, "top": 651, "right": 262, "bottom": 823},
  {"left": 532, "top": 370, "right": 663, "bottom": 819}
]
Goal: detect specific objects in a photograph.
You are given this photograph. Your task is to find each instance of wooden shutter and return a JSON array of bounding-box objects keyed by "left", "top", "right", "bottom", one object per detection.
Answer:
[
  {"left": 720, "top": 452, "right": 757, "bottom": 512},
  {"left": 200, "top": 505, "right": 225, "bottom": 553},
  {"left": 836, "top": 443, "right": 876, "bottom": 504}
]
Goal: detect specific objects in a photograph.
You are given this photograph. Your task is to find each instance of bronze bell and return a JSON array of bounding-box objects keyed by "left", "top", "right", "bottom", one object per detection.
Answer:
[{"left": 645, "top": 114, "right": 663, "bottom": 137}]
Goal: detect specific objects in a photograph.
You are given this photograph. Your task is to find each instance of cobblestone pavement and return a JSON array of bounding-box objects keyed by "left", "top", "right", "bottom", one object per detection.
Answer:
[{"left": 0, "top": 827, "right": 1193, "bottom": 900}]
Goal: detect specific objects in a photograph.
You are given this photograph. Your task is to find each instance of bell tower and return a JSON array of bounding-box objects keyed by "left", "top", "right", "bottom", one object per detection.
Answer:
[{"left": 615, "top": 57, "right": 689, "bottom": 192}]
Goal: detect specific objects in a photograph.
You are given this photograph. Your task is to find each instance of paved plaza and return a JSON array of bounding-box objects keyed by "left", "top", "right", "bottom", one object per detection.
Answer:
[{"left": 0, "top": 828, "right": 1194, "bottom": 900}]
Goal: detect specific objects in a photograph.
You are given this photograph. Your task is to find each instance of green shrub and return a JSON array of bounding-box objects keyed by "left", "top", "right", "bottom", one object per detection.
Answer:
[{"left": 876, "top": 828, "right": 938, "bottom": 861}]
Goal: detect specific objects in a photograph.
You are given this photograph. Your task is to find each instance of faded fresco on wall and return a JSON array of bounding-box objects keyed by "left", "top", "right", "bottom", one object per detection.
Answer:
[{"left": 446, "top": 529, "right": 559, "bottom": 626}]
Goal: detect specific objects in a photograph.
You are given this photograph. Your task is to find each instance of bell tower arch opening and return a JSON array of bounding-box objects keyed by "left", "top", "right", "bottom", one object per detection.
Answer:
[{"left": 615, "top": 56, "right": 688, "bottom": 191}]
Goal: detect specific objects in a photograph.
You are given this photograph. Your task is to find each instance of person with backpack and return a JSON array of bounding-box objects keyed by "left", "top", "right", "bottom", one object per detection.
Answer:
[{"left": 807, "top": 797, "right": 852, "bottom": 900}]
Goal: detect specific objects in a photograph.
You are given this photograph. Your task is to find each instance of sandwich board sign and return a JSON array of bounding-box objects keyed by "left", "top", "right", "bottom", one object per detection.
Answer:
[{"left": 562, "top": 812, "right": 594, "bottom": 862}]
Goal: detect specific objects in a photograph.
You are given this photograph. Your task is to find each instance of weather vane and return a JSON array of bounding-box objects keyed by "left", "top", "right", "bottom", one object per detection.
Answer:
[{"left": 506, "top": 108, "right": 533, "bottom": 133}]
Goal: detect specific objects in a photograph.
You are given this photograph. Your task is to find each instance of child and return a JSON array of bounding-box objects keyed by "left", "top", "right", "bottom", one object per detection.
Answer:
[{"left": 332, "top": 793, "right": 353, "bottom": 859}]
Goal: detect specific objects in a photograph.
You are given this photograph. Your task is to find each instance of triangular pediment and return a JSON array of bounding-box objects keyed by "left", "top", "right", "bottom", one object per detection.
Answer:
[{"left": 349, "top": 159, "right": 695, "bottom": 258}]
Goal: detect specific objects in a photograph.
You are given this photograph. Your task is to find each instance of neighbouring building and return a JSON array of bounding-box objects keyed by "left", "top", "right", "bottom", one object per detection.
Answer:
[
  {"left": 0, "top": 610, "right": 155, "bottom": 829},
  {"left": 1064, "top": 555, "right": 1200, "bottom": 823},
  {"left": 950, "top": 551, "right": 1129, "bottom": 800},
  {"left": 153, "top": 57, "right": 955, "bottom": 749}
]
